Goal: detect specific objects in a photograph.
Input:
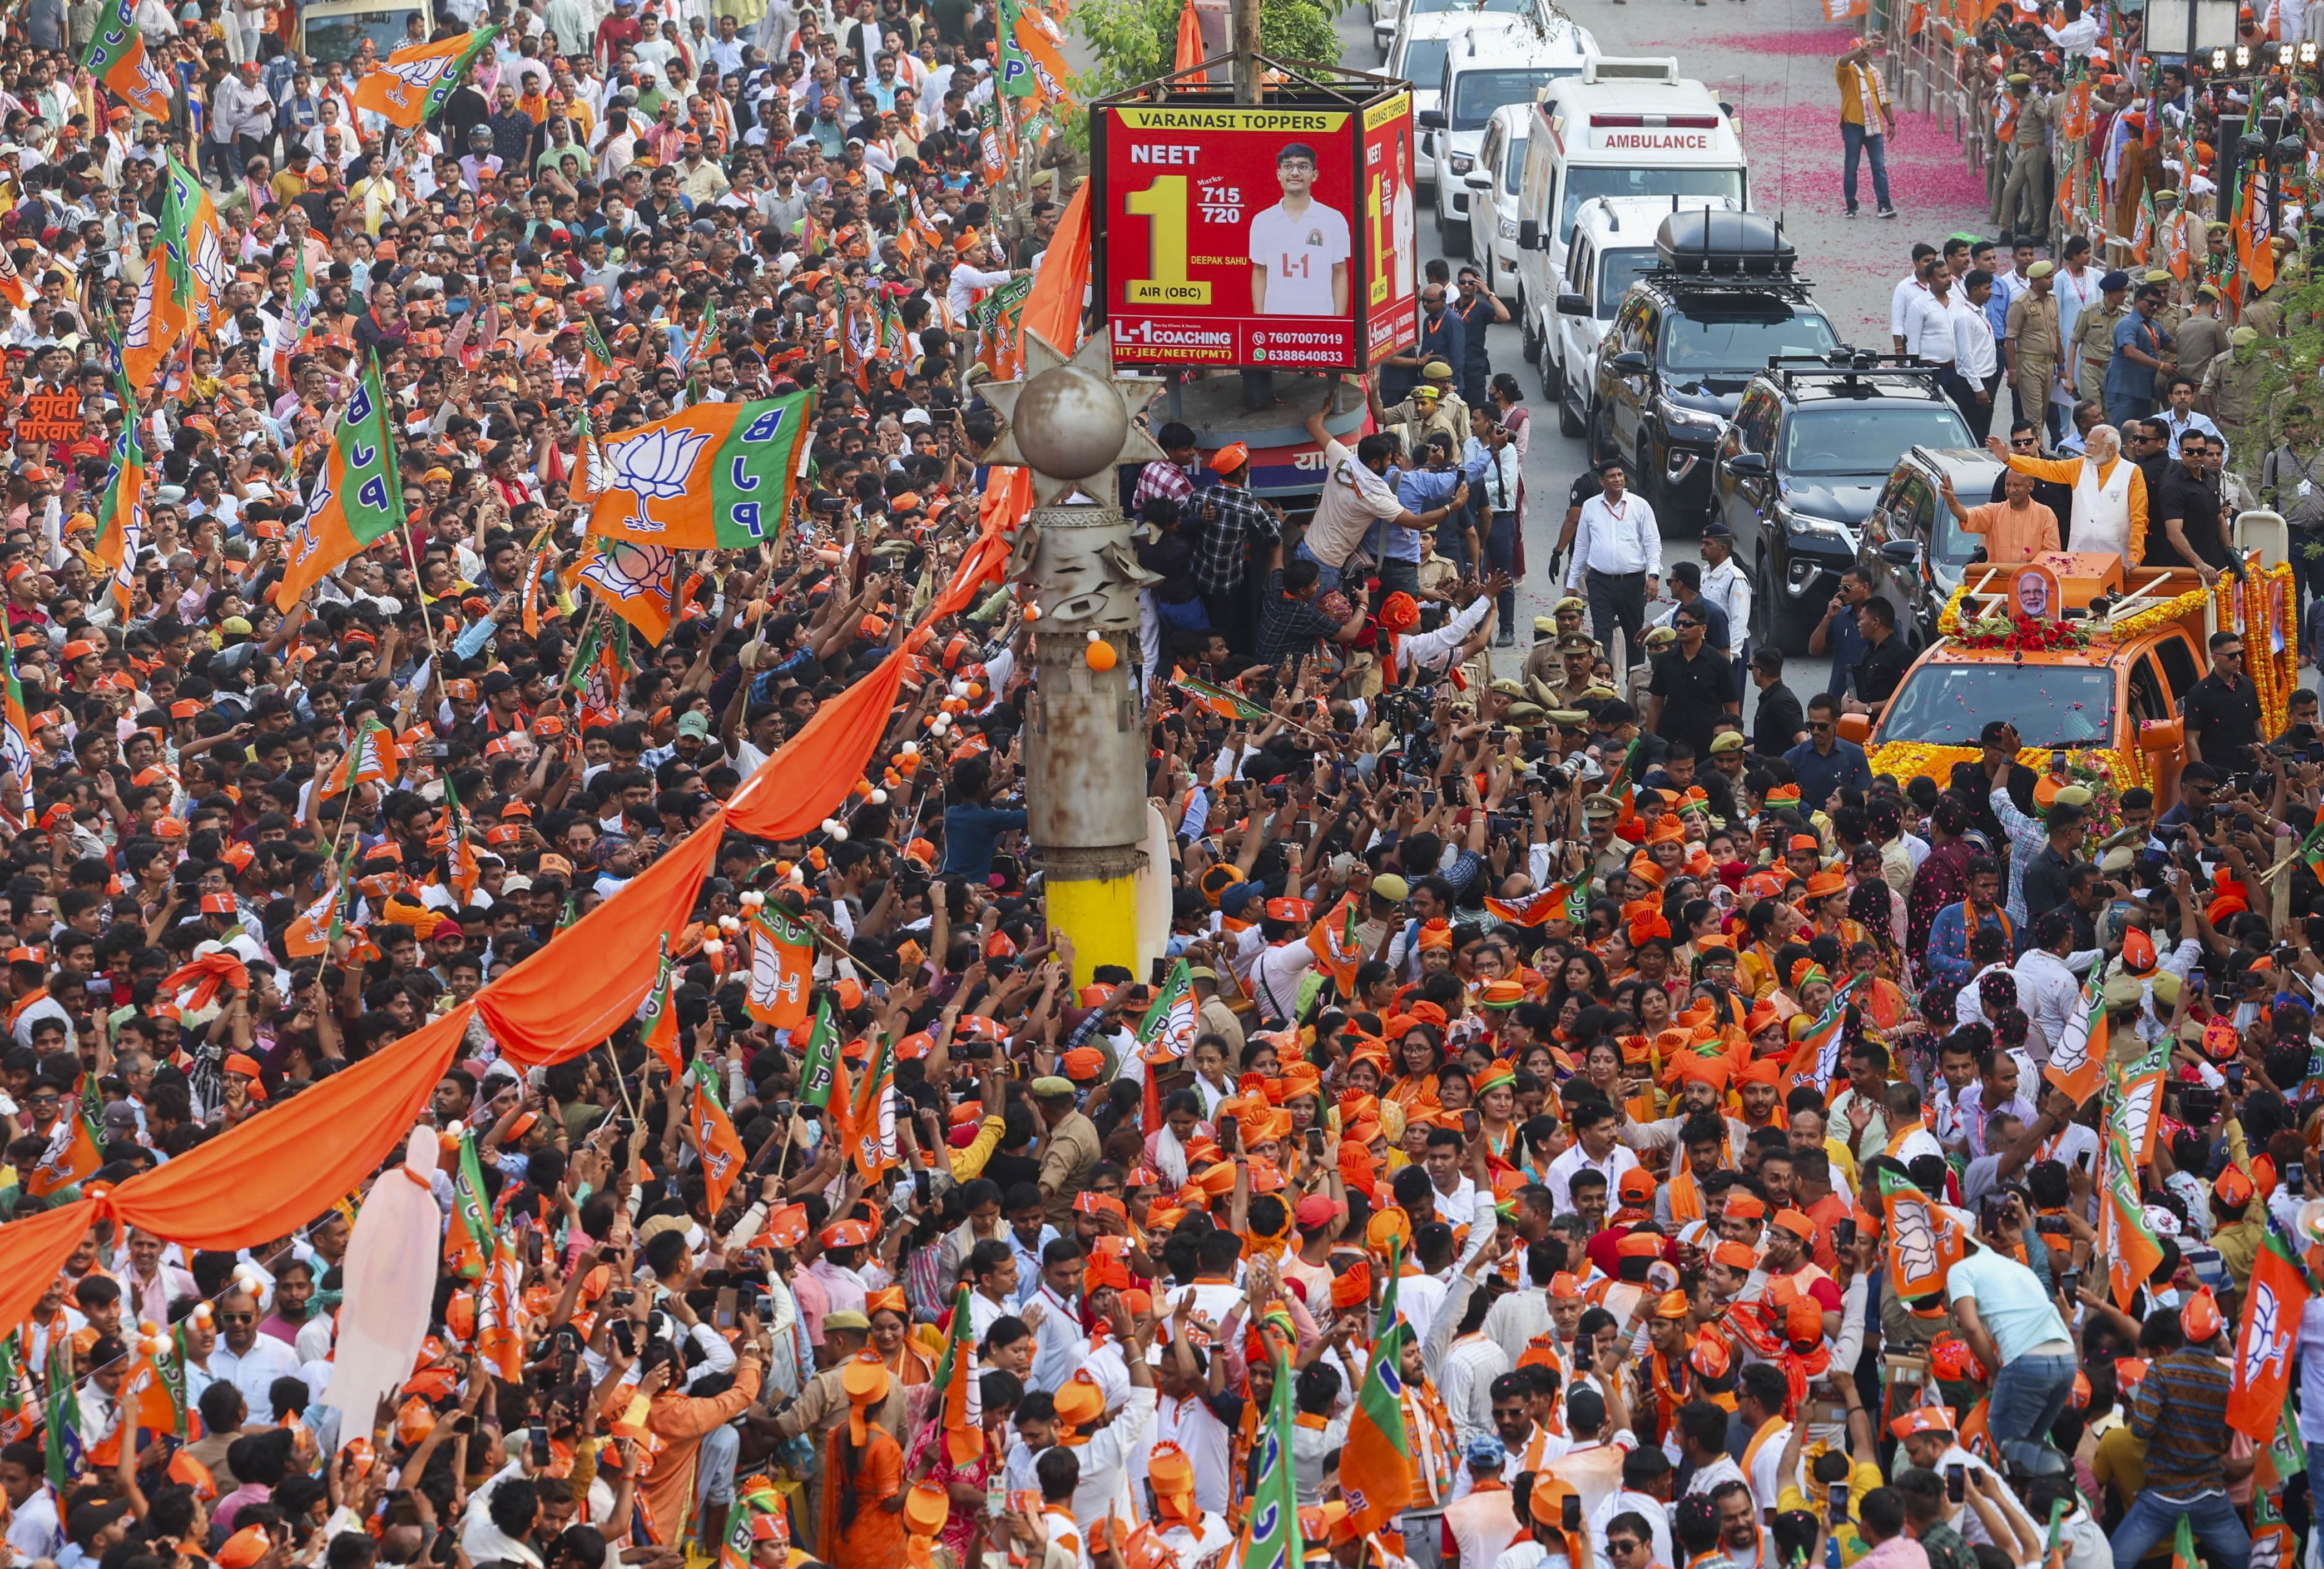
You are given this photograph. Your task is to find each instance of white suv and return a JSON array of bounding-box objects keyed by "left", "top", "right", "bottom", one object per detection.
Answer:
[
  {"left": 1464, "top": 104, "right": 1529, "bottom": 299},
  {"left": 1423, "top": 16, "right": 1595, "bottom": 249}
]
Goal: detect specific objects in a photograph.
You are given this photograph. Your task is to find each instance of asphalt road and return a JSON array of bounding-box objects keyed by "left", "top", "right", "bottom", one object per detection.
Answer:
[{"left": 1329, "top": 0, "right": 1993, "bottom": 646}]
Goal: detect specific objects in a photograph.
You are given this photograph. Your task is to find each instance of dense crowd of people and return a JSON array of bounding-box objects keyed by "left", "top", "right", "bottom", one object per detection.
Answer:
[{"left": 0, "top": 8, "right": 2317, "bottom": 1569}]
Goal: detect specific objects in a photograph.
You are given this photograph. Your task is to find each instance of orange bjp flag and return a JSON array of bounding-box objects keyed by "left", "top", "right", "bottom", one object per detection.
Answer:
[
  {"left": 85, "top": 1354, "right": 182, "bottom": 1467},
  {"left": 351, "top": 26, "right": 503, "bottom": 127},
  {"left": 1876, "top": 1166, "right": 1968, "bottom": 1301},
  {"left": 2228, "top": 1227, "right": 2310, "bottom": 1440},
  {"left": 2100, "top": 1126, "right": 2165, "bottom": 1311},
  {"left": 745, "top": 906, "right": 815, "bottom": 1031},
  {"left": 689, "top": 1064, "right": 747, "bottom": 1215}
]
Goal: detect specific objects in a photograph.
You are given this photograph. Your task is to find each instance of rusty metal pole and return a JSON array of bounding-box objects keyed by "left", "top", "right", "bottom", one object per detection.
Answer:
[{"left": 1233, "top": 0, "right": 1272, "bottom": 409}]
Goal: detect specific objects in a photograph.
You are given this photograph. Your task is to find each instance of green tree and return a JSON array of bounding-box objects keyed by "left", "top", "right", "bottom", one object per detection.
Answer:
[{"left": 1072, "top": 0, "right": 1345, "bottom": 103}]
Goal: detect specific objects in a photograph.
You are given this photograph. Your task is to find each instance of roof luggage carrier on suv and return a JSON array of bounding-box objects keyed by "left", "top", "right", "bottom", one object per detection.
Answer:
[
  {"left": 1658, "top": 209, "right": 1792, "bottom": 276},
  {"left": 1760, "top": 351, "right": 1946, "bottom": 394}
]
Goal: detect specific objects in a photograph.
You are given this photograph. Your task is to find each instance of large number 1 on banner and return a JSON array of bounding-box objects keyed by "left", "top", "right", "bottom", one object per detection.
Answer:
[
  {"left": 1123, "top": 177, "right": 1211, "bottom": 304},
  {"left": 1369, "top": 171, "right": 1392, "bottom": 305}
]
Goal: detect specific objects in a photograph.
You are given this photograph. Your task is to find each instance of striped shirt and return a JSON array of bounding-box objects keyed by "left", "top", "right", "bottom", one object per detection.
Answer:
[{"left": 2128, "top": 1347, "right": 2234, "bottom": 1495}]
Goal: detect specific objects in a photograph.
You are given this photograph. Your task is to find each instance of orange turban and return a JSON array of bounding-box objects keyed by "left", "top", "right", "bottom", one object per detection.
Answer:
[
  {"left": 1804, "top": 870, "right": 1847, "bottom": 899},
  {"left": 1674, "top": 1054, "right": 1730, "bottom": 1094},
  {"left": 1648, "top": 816, "right": 1686, "bottom": 847},
  {"left": 1416, "top": 919, "right": 1454, "bottom": 951}
]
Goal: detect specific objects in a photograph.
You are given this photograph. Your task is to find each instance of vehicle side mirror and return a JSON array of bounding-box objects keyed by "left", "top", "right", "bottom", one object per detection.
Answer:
[
  {"left": 1465, "top": 171, "right": 1490, "bottom": 189},
  {"left": 1610, "top": 351, "right": 1649, "bottom": 376},
  {"left": 1722, "top": 451, "right": 1769, "bottom": 476},
  {"left": 1518, "top": 220, "right": 1539, "bottom": 249},
  {"left": 1555, "top": 292, "right": 1588, "bottom": 316},
  {"left": 1835, "top": 714, "right": 1872, "bottom": 745},
  {"left": 1880, "top": 538, "right": 1924, "bottom": 567},
  {"left": 2139, "top": 716, "right": 2185, "bottom": 753},
  {"left": 1418, "top": 109, "right": 1447, "bottom": 130}
]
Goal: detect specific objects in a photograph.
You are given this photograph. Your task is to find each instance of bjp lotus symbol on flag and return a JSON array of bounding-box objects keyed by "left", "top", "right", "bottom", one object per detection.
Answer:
[
  {"left": 587, "top": 393, "right": 815, "bottom": 549},
  {"left": 353, "top": 26, "right": 503, "bottom": 127},
  {"left": 604, "top": 424, "right": 718, "bottom": 535}
]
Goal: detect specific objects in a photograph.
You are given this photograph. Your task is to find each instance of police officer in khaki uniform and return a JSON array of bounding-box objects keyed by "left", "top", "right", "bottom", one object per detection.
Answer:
[
  {"left": 2004, "top": 257, "right": 2062, "bottom": 432},
  {"left": 1543, "top": 632, "right": 1603, "bottom": 706},
  {"left": 1523, "top": 597, "right": 1591, "bottom": 678},
  {"left": 1521, "top": 617, "right": 1563, "bottom": 685},
  {"left": 2173, "top": 283, "right": 2230, "bottom": 391},
  {"left": 1584, "top": 793, "right": 1630, "bottom": 887},
  {"left": 2067, "top": 269, "right": 2129, "bottom": 408},
  {"left": 1994, "top": 73, "right": 2055, "bottom": 246},
  {"left": 1372, "top": 361, "right": 1470, "bottom": 453},
  {"left": 2202, "top": 325, "right": 2274, "bottom": 478}
]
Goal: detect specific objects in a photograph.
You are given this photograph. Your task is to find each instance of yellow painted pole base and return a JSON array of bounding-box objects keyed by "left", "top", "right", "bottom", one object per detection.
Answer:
[{"left": 1044, "top": 873, "right": 1141, "bottom": 987}]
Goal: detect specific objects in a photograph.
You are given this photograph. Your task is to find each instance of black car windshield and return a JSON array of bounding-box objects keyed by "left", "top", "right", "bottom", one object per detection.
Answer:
[
  {"left": 1449, "top": 68, "right": 1578, "bottom": 130},
  {"left": 1781, "top": 402, "right": 1974, "bottom": 476},
  {"left": 1403, "top": 39, "right": 1453, "bottom": 96},
  {"left": 1879, "top": 664, "right": 2115, "bottom": 747},
  {"left": 1661, "top": 307, "right": 1838, "bottom": 374},
  {"left": 1595, "top": 246, "right": 1657, "bottom": 315},
  {"left": 1930, "top": 490, "right": 1981, "bottom": 565}
]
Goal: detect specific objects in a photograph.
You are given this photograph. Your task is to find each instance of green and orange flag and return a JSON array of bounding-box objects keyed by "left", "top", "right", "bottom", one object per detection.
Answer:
[
  {"left": 1340, "top": 1248, "right": 1413, "bottom": 1538},
  {"left": 94, "top": 414, "right": 147, "bottom": 620},
  {"left": 1172, "top": 669, "right": 1270, "bottom": 723},
  {"left": 637, "top": 934, "right": 683, "bottom": 1078},
  {"left": 123, "top": 156, "right": 224, "bottom": 393},
  {"left": 80, "top": 0, "right": 172, "bottom": 122},
  {"left": 444, "top": 1128, "right": 494, "bottom": 1281},
  {"left": 281, "top": 353, "right": 404, "bottom": 608},
  {"left": 352, "top": 25, "right": 503, "bottom": 127},
  {"left": 1486, "top": 877, "right": 1589, "bottom": 928},
  {"left": 2100, "top": 1123, "right": 2164, "bottom": 1311},
  {"left": 0, "top": 600, "right": 34, "bottom": 790},
  {"left": 1241, "top": 1320, "right": 1305, "bottom": 1569},
  {"left": 587, "top": 393, "right": 814, "bottom": 550},
  {"left": 688, "top": 1060, "right": 747, "bottom": 1215},
  {"left": 581, "top": 319, "right": 617, "bottom": 389},
  {"left": 927, "top": 1283, "right": 982, "bottom": 1465},
  {"left": 1306, "top": 895, "right": 1364, "bottom": 997}
]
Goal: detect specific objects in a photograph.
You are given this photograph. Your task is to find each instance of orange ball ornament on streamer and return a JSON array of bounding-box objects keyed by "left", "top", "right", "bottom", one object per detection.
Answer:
[{"left": 1086, "top": 634, "right": 1118, "bottom": 673}]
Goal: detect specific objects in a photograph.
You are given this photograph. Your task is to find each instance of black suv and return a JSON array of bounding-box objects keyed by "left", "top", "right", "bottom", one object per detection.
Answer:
[
  {"left": 1713, "top": 354, "right": 1977, "bottom": 654},
  {"left": 1587, "top": 210, "right": 1841, "bottom": 533}
]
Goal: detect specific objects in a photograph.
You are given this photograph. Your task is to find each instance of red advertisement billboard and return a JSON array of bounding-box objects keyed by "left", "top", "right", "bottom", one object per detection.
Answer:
[
  {"left": 1362, "top": 92, "right": 1418, "bottom": 365},
  {"left": 1096, "top": 101, "right": 1414, "bottom": 371}
]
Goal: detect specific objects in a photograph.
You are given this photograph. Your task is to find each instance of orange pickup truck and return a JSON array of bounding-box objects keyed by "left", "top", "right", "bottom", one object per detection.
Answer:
[{"left": 1836, "top": 550, "right": 2300, "bottom": 807}]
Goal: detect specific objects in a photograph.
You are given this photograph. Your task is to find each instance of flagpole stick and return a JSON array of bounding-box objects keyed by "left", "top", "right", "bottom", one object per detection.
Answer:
[
  {"left": 561, "top": 594, "right": 607, "bottom": 698},
  {"left": 601, "top": 1040, "right": 643, "bottom": 1125}
]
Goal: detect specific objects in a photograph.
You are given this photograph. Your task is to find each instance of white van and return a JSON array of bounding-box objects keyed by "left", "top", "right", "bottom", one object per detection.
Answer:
[
  {"left": 1543, "top": 193, "right": 1741, "bottom": 435},
  {"left": 1513, "top": 58, "right": 1748, "bottom": 366},
  {"left": 1464, "top": 105, "right": 1530, "bottom": 299},
  {"left": 1388, "top": 10, "right": 1532, "bottom": 192},
  {"left": 1372, "top": 0, "right": 1550, "bottom": 65},
  {"left": 1420, "top": 16, "right": 1597, "bottom": 250}
]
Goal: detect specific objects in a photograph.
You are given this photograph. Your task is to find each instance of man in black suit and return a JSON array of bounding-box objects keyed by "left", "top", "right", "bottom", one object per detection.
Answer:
[{"left": 1749, "top": 646, "right": 1807, "bottom": 760}]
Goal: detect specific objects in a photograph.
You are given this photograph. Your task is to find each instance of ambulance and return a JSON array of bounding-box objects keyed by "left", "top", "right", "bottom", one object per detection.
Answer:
[{"left": 1512, "top": 57, "right": 1748, "bottom": 380}]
